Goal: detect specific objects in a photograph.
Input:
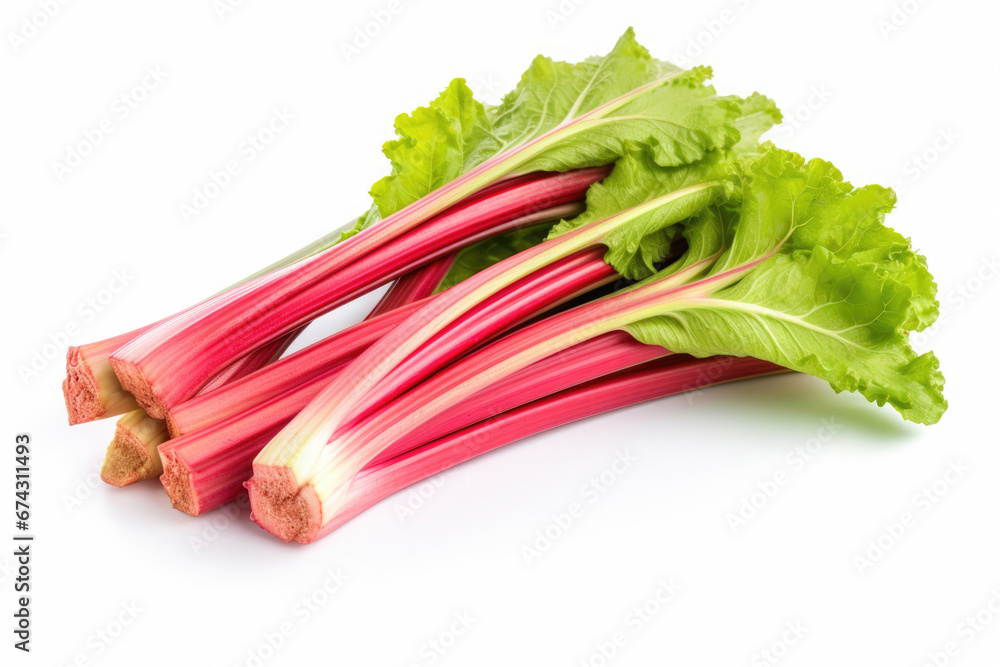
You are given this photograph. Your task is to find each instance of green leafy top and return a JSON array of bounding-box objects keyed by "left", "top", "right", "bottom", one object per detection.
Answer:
[
  {"left": 620, "top": 147, "right": 945, "bottom": 424},
  {"left": 731, "top": 93, "right": 784, "bottom": 156},
  {"left": 482, "top": 26, "right": 680, "bottom": 163},
  {"left": 371, "top": 80, "right": 488, "bottom": 222},
  {"left": 543, "top": 92, "right": 781, "bottom": 281},
  {"left": 347, "top": 29, "right": 744, "bottom": 242},
  {"left": 331, "top": 31, "right": 945, "bottom": 425}
]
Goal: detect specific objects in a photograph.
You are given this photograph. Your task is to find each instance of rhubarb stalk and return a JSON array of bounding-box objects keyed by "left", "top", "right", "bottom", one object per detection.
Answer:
[
  {"left": 250, "top": 179, "right": 726, "bottom": 511},
  {"left": 99, "top": 322, "right": 306, "bottom": 486},
  {"left": 247, "top": 252, "right": 721, "bottom": 540},
  {"left": 111, "top": 170, "right": 603, "bottom": 418},
  {"left": 254, "top": 142, "right": 951, "bottom": 541},
  {"left": 106, "top": 259, "right": 457, "bottom": 489},
  {"left": 60, "top": 216, "right": 363, "bottom": 425},
  {"left": 160, "top": 250, "right": 617, "bottom": 515},
  {"left": 276, "top": 355, "right": 786, "bottom": 541}
]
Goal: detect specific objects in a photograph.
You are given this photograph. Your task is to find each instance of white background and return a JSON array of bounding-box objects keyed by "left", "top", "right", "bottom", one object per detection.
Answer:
[{"left": 1, "top": 1, "right": 998, "bottom": 665}]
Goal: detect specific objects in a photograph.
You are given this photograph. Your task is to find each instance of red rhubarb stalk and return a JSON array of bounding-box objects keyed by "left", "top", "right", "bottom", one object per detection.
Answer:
[
  {"left": 166, "top": 256, "right": 471, "bottom": 438},
  {"left": 282, "top": 355, "right": 787, "bottom": 542},
  {"left": 61, "top": 216, "right": 363, "bottom": 425},
  {"left": 105, "top": 257, "right": 458, "bottom": 487},
  {"left": 64, "top": 327, "right": 150, "bottom": 425},
  {"left": 331, "top": 256, "right": 733, "bottom": 469},
  {"left": 201, "top": 331, "right": 301, "bottom": 392},
  {"left": 250, "top": 180, "right": 725, "bottom": 504},
  {"left": 98, "top": 331, "right": 307, "bottom": 486},
  {"left": 365, "top": 254, "right": 456, "bottom": 320},
  {"left": 249, "top": 251, "right": 730, "bottom": 540},
  {"left": 100, "top": 409, "right": 171, "bottom": 487},
  {"left": 163, "top": 301, "right": 424, "bottom": 439},
  {"left": 339, "top": 249, "right": 618, "bottom": 430},
  {"left": 111, "top": 169, "right": 603, "bottom": 418},
  {"left": 160, "top": 251, "right": 617, "bottom": 515},
  {"left": 127, "top": 72, "right": 689, "bottom": 419},
  {"left": 368, "top": 331, "right": 670, "bottom": 466}
]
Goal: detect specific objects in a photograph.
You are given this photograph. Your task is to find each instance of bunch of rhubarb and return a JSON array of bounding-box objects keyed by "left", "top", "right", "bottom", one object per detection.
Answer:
[{"left": 62, "top": 29, "right": 945, "bottom": 545}]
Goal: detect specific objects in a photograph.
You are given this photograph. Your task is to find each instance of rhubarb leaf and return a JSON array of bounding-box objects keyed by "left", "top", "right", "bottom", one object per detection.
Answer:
[
  {"left": 370, "top": 79, "right": 489, "bottom": 220},
  {"left": 475, "top": 29, "right": 741, "bottom": 173},
  {"left": 502, "top": 63, "right": 741, "bottom": 174},
  {"left": 508, "top": 28, "right": 678, "bottom": 131},
  {"left": 543, "top": 92, "right": 782, "bottom": 280},
  {"left": 360, "top": 29, "right": 744, "bottom": 240},
  {"left": 471, "top": 28, "right": 678, "bottom": 163},
  {"left": 624, "top": 147, "right": 945, "bottom": 424},
  {"left": 626, "top": 250, "right": 947, "bottom": 424},
  {"left": 340, "top": 203, "right": 381, "bottom": 243},
  {"left": 732, "top": 93, "right": 783, "bottom": 156},
  {"left": 710, "top": 148, "right": 939, "bottom": 330},
  {"left": 709, "top": 149, "right": 851, "bottom": 275},
  {"left": 546, "top": 147, "right": 735, "bottom": 279},
  {"left": 789, "top": 181, "right": 938, "bottom": 332}
]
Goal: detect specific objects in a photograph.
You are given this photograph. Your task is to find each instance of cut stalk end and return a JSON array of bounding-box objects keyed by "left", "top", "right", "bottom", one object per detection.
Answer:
[
  {"left": 101, "top": 410, "right": 167, "bottom": 487},
  {"left": 159, "top": 450, "right": 197, "bottom": 515},
  {"left": 64, "top": 347, "right": 102, "bottom": 424},
  {"left": 110, "top": 357, "right": 167, "bottom": 419},
  {"left": 246, "top": 466, "right": 321, "bottom": 543},
  {"left": 65, "top": 346, "right": 140, "bottom": 424}
]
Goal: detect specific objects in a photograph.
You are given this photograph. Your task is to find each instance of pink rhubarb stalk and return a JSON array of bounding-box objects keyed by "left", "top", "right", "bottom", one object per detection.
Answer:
[
  {"left": 64, "top": 327, "right": 150, "bottom": 425},
  {"left": 100, "top": 409, "right": 171, "bottom": 486},
  {"left": 114, "top": 75, "right": 687, "bottom": 418},
  {"left": 64, "top": 324, "right": 300, "bottom": 426},
  {"left": 111, "top": 169, "right": 604, "bottom": 418},
  {"left": 368, "top": 331, "right": 670, "bottom": 466},
  {"left": 249, "top": 179, "right": 726, "bottom": 519},
  {"left": 97, "top": 332, "right": 305, "bottom": 486},
  {"left": 60, "top": 217, "right": 361, "bottom": 425},
  {"left": 160, "top": 251, "right": 616, "bottom": 515},
  {"left": 275, "top": 355, "right": 787, "bottom": 542},
  {"left": 100, "top": 260, "right": 447, "bottom": 488},
  {"left": 249, "top": 250, "right": 751, "bottom": 541},
  {"left": 163, "top": 300, "right": 424, "bottom": 439},
  {"left": 365, "top": 254, "right": 455, "bottom": 319}
]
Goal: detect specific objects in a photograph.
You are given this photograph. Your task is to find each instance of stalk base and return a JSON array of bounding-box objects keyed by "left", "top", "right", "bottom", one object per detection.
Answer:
[
  {"left": 246, "top": 466, "right": 321, "bottom": 543},
  {"left": 64, "top": 348, "right": 108, "bottom": 424},
  {"left": 159, "top": 451, "right": 196, "bottom": 515},
  {"left": 110, "top": 358, "right": 167, "bottom": 419},
  {"left": 62, "top": 376, "right": 101, "bottom": 426},
  {"left": 101, "top": 414, "right": 166, "bottom": 486}
]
